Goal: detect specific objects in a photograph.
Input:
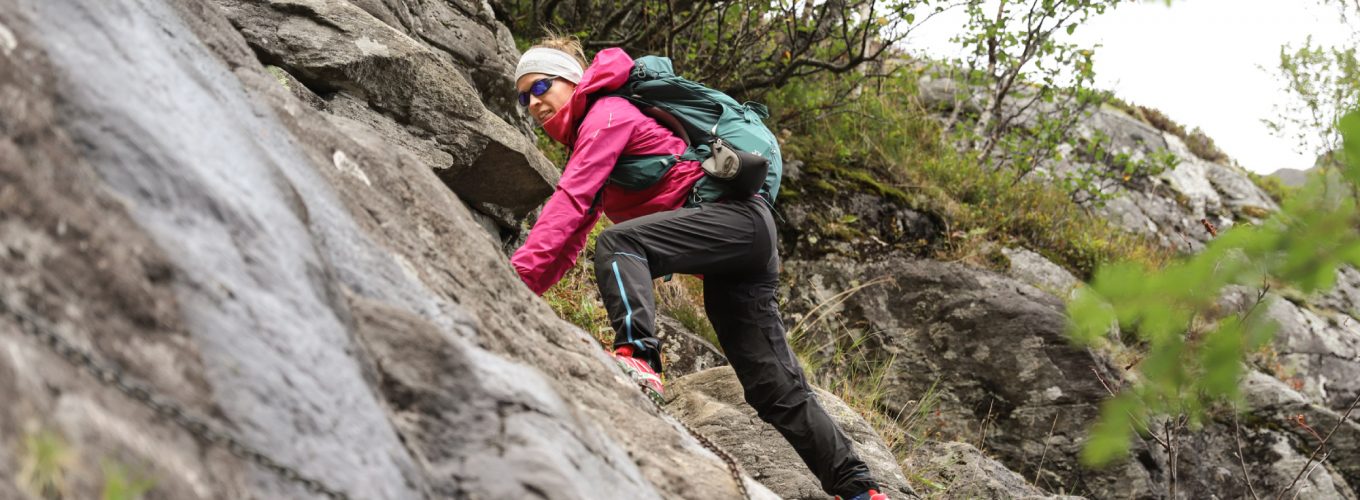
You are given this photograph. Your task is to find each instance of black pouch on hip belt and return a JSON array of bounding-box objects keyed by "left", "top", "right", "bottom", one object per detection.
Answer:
[{"left": 702, "top": 138, "right": 770, "bottom": 199}]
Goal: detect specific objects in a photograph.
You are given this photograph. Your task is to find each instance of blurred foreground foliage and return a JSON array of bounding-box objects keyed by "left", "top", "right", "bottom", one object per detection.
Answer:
[{"left": 1068, "top": 111, "right": 1360, "bottom": 466}]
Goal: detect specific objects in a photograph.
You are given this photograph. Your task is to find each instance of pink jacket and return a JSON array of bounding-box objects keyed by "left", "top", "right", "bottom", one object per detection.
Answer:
[{"left": 511, "top": 48, "right": 705, "bottom": 295}]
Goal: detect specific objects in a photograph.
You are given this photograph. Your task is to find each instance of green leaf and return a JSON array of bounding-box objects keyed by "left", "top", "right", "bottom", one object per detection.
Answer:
[
  {"left": 1067, "top": 286, "right": 1116, "bottom": 345},
  {"left": 1341, "top": 111, "right": 1360, "bottom": 187},
  {"left": 1082, "top": 393, "right": 1140, "bottom": 467},
  {"left": 1197, "top": 321, "right": 1244, "bottom": 399}
]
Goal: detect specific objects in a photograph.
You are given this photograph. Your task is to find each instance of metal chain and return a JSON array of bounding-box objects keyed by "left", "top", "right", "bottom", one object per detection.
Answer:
[
  {"left": 1, "top": 299, "right": 350, "bottom": 500},
  {"left": 634, "top": 381, "right": 751, "bottom": 499}
]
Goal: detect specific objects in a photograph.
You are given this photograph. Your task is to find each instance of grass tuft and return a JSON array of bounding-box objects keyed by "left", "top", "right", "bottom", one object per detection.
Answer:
[
  {"left": 101, "top": 460, "right": 155, "bottom": 500},
  {"left": 18, "top": 428, "right": 72, "bottom": 499}
]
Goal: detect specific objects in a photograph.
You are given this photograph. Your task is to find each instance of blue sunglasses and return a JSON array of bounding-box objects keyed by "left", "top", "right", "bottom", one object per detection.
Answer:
[{"left": 518, "top": 76, "right": 560, "bottom": 106}]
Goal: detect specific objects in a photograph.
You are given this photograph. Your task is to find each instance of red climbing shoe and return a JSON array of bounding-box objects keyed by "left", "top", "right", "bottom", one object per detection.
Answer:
[
  {"left": 612, "top": 345, "right": 664, "bottom": 402},
  {"left": 836, "top": 489, "right": 888, "bottom": 500}
]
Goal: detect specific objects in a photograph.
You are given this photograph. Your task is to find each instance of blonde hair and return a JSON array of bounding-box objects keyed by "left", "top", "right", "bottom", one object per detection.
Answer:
[{"left": 533, "top": 31, "right": 588, "bottom": 70}]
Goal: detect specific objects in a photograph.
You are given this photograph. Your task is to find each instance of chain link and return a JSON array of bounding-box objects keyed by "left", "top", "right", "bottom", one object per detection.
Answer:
[
  {"left": 1, "top": 299, "right": 350, "bottom": 500},
  {"left": 636, "top": 381, "right": 751, "bottom": 499}
]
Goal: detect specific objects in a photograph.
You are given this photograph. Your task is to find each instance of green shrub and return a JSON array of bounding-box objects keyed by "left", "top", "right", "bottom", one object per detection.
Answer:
[
  {"left": 767, "top": 71, "right": 1168, "bottom": 277},
  {"left": 1247, "top": 171, "right": 1296, "bottom": 205}
]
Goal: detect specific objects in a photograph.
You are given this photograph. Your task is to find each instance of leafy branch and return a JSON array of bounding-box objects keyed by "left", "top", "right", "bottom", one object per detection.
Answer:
[{"left": 1068, "top": 110, "right": 1360, "bottom": 466}]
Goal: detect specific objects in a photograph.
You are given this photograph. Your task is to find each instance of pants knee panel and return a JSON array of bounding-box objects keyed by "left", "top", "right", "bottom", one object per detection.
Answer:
[
  {"left": 744, "top": 379, "right": 810, "bottom": 417},
  {"left": 594, "top": 228, "right": 625, "bottom": 265}
]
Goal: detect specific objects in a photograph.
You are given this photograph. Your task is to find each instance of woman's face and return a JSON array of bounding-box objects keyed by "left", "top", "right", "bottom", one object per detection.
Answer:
[{"left": 516, "top": 72, "right": 577, "bottom": 125}]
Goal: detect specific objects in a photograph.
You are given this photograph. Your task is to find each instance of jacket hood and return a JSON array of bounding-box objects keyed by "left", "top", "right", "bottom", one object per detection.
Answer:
[{"left": 541, "top": 48, "right": 634, "bottom": 145}]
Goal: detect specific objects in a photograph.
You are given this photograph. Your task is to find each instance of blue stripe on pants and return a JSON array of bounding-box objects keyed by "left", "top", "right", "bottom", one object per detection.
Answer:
[{"left": 612, "top": 260, "right": 633, "bottom": 343}]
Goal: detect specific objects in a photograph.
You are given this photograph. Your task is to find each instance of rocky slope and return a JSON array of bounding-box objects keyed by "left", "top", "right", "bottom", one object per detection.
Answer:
[
  {"left": 916, "top": 77, "right": 1279, "bottom": 254},
  {"left": 766, "top": 75, "right": 1360, "bottom": 498},
  {"left": 778, "top": 257, "right": 1357, "bottom": 499},
  {"left": 3, "top": 0, "right": 1357, "bottom": 499}
]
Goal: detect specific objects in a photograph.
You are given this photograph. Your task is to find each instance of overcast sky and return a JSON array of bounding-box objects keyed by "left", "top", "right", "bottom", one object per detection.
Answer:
[{"left": 904, "top": 0, "right": 1353, "bottom": 174}]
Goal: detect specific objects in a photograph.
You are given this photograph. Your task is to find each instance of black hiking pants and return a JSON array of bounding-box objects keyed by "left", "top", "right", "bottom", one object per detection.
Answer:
[{"left": 593, "top": 197, "right": 878, "bottom": 498}]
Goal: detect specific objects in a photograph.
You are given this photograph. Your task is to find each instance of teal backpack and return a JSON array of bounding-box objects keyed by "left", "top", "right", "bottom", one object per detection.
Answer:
[{"left": 601, "top": 56, "right": 783, "bottom": 206}]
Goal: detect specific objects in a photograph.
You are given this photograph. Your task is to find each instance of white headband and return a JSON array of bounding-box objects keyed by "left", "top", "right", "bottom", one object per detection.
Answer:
[{"left": 515, "top": 47, "right": 584, "bottom": 84}]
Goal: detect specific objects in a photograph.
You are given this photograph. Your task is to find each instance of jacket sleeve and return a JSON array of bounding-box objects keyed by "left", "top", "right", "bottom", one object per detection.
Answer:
[{"left": 512, "top": 100, "right": 636, "bottom": 295}]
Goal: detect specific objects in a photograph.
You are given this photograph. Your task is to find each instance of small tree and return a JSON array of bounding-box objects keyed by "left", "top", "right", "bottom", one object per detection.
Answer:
[
  {"left": 1266, "top": 35, "right": 1360, "bottom": 164},
  {"left": 933, "top": 0, "right": 1173, "bottom": 207},
  {"left": 499, "top": 0, "right": 939, "bottom": 100}
]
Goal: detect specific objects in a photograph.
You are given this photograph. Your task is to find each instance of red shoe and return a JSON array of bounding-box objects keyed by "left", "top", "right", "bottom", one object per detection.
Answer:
[
  {"left": 836, "top": 490, "right": 888, "bottom": 500},
  {"left": 613, "top": 346, "right": 664, "bottom": 402}
]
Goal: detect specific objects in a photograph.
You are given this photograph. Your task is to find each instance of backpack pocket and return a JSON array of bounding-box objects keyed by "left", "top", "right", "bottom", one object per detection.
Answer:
[{"left": 608, "top": 154, "right": 680, "bottom": 190}]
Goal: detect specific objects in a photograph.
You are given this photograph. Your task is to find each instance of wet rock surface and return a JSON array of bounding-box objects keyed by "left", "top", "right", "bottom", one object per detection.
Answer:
[{"left": 0, "top": 0, "right": 776, "bottom": 497}]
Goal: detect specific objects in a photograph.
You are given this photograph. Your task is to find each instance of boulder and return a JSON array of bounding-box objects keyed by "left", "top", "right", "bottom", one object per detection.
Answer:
[
  {"left": 1001, "top": 247, "right": 1080, "bottom": 296},
  {"left": 784, "top": 256, "right": 1151, "bottom": 497},
  {"left": 903, "top": 441, "right": 1086, "bottom": 499},
  {"left": 782, "top": 255, "right": 1358, "bottom": 499},
  {"left": 655, "top": 315, "right": 728, "bottom": 380},
  {"left": 666, "top": 367, "right": 917, "bottom": 499},
  {"left": 342, "top": 0, "right": 528, "bottom": 127},
  {"left": 216, "top": 0, "right": 556, "bottom": 225},
  {"left": 1315, "top": 266, "right": 1360, "bottom": 319},
  {"left": 1077, "top": 108, "right": 1278, "bottom": 253},
  {"left": 1223, "top": 289, "right": 1360, "bottom": 413}
]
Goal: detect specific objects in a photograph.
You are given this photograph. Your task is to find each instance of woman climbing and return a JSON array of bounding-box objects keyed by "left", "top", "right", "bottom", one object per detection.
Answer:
[{"left": 510, "top": 35, "right": 890, "bottom": 500}]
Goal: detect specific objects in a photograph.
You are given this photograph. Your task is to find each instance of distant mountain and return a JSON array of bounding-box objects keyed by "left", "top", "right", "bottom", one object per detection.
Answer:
[{"left": 1268, "top": 167, "right": 1312, "bottom": 187}]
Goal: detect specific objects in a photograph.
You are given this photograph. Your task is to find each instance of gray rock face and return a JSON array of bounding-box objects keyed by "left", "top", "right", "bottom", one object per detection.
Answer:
[
  {"left": 1061, "top": 109, "right": 1279, "bottom": 254},
  {"left": 779, "top": 190, "right": 941, "bottom": 260},
  {"left": 1216, "top": 287, "right": 1360, "bottom": 490},
  {"left": 342, "top": 0, "right": 527, "bottom": 127},
  {"left": 666, "top": 367, "right": 917, "bottom": 499},
  {"left": 0, "top": 0, "right": 778, "bottom": 497},
  {"left": 903, "top": 441, "right": 1085, "bottom": 500},
  {"left": 1240, "top": 371, "right": 1359, "bottom": 497},
  {"left": 918, "top": 77, "right": 1279, "bottom": 253},
  {"left": 655, "top": 315, "right": 728, "bottom": 379},
  {"left": 216, "top": 0, "right": 556, "bottom": 227},
  {"left": 1317, "top": 267, "right": 1360, "bottom": 319},
  {"left": 782, "top": 256, "right": 1357, "bottom": 499},
  {"left": 1002, "top": 247, "right": 1079, "bottom": 296},
  {"left": 784, "top": 257, "right": 1146, "bottom": 497},
  {"left": 1264, "top": 297, "right": 1360, "bottom": 411}
]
